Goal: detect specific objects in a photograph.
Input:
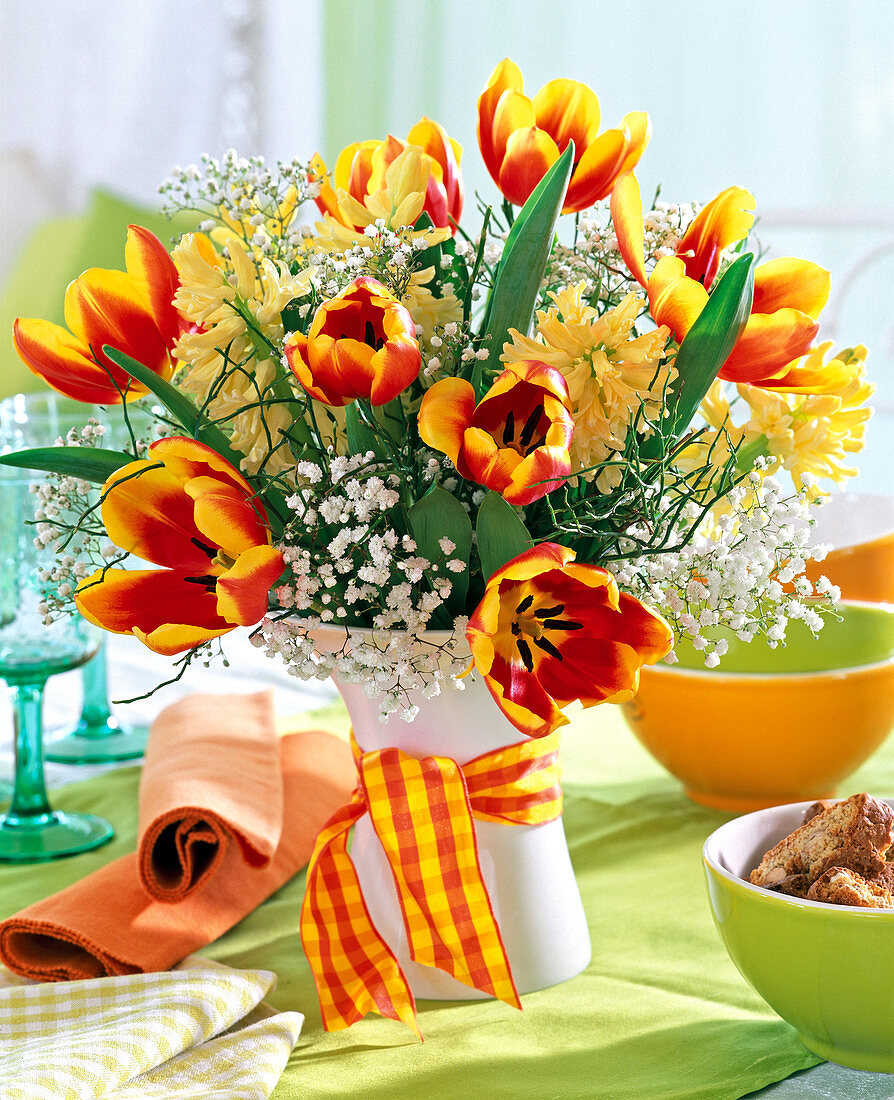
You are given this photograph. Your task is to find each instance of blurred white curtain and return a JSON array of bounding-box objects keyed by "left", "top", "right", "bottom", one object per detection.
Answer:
[{"left": 0, "top": 0, "right": 324, "bottom": 277}]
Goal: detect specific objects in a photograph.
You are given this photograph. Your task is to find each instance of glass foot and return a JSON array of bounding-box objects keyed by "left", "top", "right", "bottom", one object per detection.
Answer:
[
  {"left": 0, "top": 809, "right": 114, "bottom": 862},
  {"left": 45, "top": 719, "right": 148, "bottom": 763}
]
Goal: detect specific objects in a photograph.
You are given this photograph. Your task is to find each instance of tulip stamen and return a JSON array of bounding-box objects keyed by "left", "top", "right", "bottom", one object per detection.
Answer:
[
  {"left": 515, "top": 594, "right": 534, "bottom": 614},
  {"left": 542, "top": 618, "right": 584, "bottom": 631},
  {"left": 502, "top": 409, "right": 516, "bottom": 446},
  {"left": 518, "top": 407, "right": 543, "bottom": 450},
  {"left": 534, "top": 603, "right": 563, "bottom": 619},
  {"left": 191, "top": 536, "right": 218, "bottom": 558},
  {"left": 534, "top": 636, "right": 563, "bottom": 660},
  {"left": 516, "top": 637, "right": 534, "bottom": 672},
  {"left": 184, "top": 574, "right": 218, "bottom": 590},
  {"left": 363, "top": 320, "right": 385, "bottom": 350}
]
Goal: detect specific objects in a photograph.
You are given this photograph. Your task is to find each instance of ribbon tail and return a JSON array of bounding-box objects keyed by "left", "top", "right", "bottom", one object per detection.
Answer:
[
  {"left": 362, "top": 750, "right": 522, "bottom": 1011},
  {"left": 300, "top": 796, "right": 421, "bottom": 1038}
]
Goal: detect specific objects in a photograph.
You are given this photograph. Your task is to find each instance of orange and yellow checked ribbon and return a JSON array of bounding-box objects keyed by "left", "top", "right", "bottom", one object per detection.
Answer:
[{"left": 300, "top": 729, "right": 563, "bottom": 1038}]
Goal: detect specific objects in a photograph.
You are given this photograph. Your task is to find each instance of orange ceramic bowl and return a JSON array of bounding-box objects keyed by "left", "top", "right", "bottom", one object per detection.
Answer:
[
  {"left": 621, "top": 602, "right": 894, "bottom": 812},
  {"left": 804, "top": 493, "right": 894, "bottom": 603}
]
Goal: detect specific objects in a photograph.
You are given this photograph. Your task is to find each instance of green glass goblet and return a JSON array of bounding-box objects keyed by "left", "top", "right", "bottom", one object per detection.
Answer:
[
  {"left": 0, "top": 469, "right": 113, "bottom": 862},
  {"left": 1, "top": 392, "right": 150, "bottom": 764},
  {"left": 43, "top": 639, "right": 148, "bottom": 763}
]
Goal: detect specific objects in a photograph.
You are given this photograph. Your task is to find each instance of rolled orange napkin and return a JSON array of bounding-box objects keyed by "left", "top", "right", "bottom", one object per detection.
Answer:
[
  {"left": 0, "top": 693, "right": 355, "bottom": 981},
  {"left": 137, "top": 693, "right": 286, "bottom": 901}
]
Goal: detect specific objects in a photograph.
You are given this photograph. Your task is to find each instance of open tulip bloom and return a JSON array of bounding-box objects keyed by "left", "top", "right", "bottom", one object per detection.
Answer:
[{"left": 6, "top": 61, "right": 871, "bottom": 730}]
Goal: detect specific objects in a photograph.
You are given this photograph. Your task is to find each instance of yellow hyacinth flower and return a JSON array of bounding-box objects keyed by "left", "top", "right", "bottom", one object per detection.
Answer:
[
  {"left": 740, "top": 354, "right": 873, "bottom": 494},
  {"left": 503, "top": 285, "right": 673, "bottom": 490},
  {"left": 171, "top": 234, "right": 304, "bottom": 476}
]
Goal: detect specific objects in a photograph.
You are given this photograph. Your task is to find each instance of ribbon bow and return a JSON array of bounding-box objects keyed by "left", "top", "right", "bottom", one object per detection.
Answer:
[{"left": 300, "top": 730, "right": 563, "bottom": 1037}]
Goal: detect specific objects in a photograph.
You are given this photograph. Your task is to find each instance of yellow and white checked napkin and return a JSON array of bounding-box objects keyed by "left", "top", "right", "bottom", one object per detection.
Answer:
[{"left": 0, "top": 956, "right": 302, "bottom": 1099}]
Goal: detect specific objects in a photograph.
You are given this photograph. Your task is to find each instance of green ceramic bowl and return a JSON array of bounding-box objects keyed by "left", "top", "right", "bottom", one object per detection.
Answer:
[{"left": 703, "top": 799, "right": 894, "bottom": 1072}]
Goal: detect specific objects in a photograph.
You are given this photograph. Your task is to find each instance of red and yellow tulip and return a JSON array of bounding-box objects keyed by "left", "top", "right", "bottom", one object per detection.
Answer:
[
  {"left": 310, "top": 117, "right": 463, "bottom": 233},
  {"left": 418, "top": 361, "right": 574, "bottom": 505},
  {"left": 467, "top": 543, "right": 673, "bottom": 738},
  {"left": 13, "top": 225, "right": 184, "bottom": 405},
  {"left": 477, "top": 59, "right": 650, "bottom": 214},
  {"left": 75, "top": 437, "right": 284, "bottom": 656},
  {"left": 284, "top": 276, "right": 421, "bottom": 407},
  {"left": 611, "top": 174, "right": 831, "bottom": 388}
]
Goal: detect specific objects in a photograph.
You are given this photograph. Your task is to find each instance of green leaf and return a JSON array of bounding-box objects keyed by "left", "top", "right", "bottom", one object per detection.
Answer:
[
  {"left": 475, "top": 491, "right": 532, "bottom": 580},
  {"left": 0, "top": 446, "right": 135, "bottom": 484},
  {"left": 407, "top": 486, "right": 473, "bottom": 615},
  {"left": 472, "top": 143, "right": 574, "bottom": 396},
  {"left": 666, "top": 253, "right": 755, "bottom": 432}
]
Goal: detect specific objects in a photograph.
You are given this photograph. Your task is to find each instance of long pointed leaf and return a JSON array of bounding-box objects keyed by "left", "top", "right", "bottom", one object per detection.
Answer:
[
  {"left": 667, "top": 253, "right": 755, "bottom": 431},
  {"left": 0, "top": 446, "right": 134, "bottom": 484},
  {"left": 473, "top": 144, "right": 574, "bottom": 396}
]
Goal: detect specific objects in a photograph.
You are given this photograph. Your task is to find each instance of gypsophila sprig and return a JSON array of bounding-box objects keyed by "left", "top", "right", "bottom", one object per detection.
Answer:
[{"left": 610, "top": 468, "right": 841, "bottom": 666}]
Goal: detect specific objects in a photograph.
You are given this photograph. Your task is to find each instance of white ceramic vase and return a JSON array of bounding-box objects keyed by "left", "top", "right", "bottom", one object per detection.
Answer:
[{"left": 312, "top": 625, "right": 592, "bottom": 1001}]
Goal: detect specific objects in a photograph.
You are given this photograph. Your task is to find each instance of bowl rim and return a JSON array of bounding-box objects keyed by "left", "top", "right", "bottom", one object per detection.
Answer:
[
  {"left": 703, "top": 796, "right": 894, "bottom": 916},
  {"left": 651, "top": 600, "right": 894, "bottom": 681}
]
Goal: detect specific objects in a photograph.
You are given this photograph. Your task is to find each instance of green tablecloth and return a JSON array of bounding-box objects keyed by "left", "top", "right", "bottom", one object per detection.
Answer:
[{"left": 2, "top": 703, "right": 892, "bottom": 1100}]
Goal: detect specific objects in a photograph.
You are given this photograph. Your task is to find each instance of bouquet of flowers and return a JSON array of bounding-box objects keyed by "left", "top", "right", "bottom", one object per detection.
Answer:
[{"left": 8, "top": 58, "right": 872, "bottom": 737}]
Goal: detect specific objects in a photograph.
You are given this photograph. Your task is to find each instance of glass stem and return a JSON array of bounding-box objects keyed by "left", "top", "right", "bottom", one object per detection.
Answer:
[
  {"left": 78, "top": 645, "right": 112, "bottom": 735},
  {"left": 7, "top": 679, "right": 52, "bottom": 822}
]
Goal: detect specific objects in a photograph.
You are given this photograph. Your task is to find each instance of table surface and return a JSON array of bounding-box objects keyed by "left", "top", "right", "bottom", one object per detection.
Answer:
[{"left": 1, "top": 632, "right": 893, "bottom": 1100}]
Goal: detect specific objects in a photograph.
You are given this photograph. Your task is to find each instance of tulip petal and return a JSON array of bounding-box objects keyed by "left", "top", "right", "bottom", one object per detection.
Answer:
[
  {"left": 753, "top": 340, "right": 858, "bottom": 394},
  {"left": 752, "top": 257, "right": 830, "bottom": 319},
  {"left": 149, "top": 436, "right": 258, "bottom": 498},
  {"left": 101, "top": 460, "right": 212, "bottom": 570},
  {"left": 339, "top": 141, "right": 378, "bottom": 198},
  {"left": 124, "top": 225, "right": 181, "bottom": 345},
  {"left": 532, "top": 78, "right": 602, "bottom": 154},
  {"left": 418, "top": 378, "right": 476, "bottom": 463},
  {"left": 492, "top": 543, "right": 574, "bottom": 585},
  {"left": 503, "top": 446, "right": 571, "bottom": 505},
  {"left": 647, "top": 257, "right": 708, "bottom": 339},
  {"left": 479, "top": 651, "right": 569, "bottom": 739},
  {"left": 498, "top": 126, "right": 559, "bottom": 208},
  {"left": 215, "top": 544, "right": 284, "bottom": 625},
  {"left": 64, "top": 268, "right": 171, "bottom": 388},
  {"left": 477, "top": 58, "right": 525, "bottom": 182},
  {"left": 616, "top": 112, "right": 652, "bottom": 177},
  {"left": 562, "top": 126, "right": 629, "bottom": 212},
  {"left": 285, "top": 332, "right": 338, "bottom": 405},
  {"left": 185, "top": 477, "right": 271, "bottom": 559},
  {"left": 460, "top": 426, "right": 523, "bottom": 492},
  {"left": 75, "top": 568, "right": 231, "bottom": 655},
  {"left": 12, "top": 317, "right": 127, "bottom": 404},
  {"left": 676, "top": 186, "right": 755, "bottom": 288},
  {"left": 611, "top": 173, "right": 647, "bottom": 287},
  {"left": 309, "top": 153, "right": 342, "bottom": 221},
  {"left": 720, "top": 309, "right": 820, "bottom": 383},
  {"left": 407, "top": 116, "right": 464, "bottom": 223},
  {"left": 133, "top": 622, "right": 234, "bottom": 657},
  {"left": 333, "top": 338, "right": 378, "bottom": 398},
  {"left": 536, "top": 635, "right": 645, "bottom": 706}
]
